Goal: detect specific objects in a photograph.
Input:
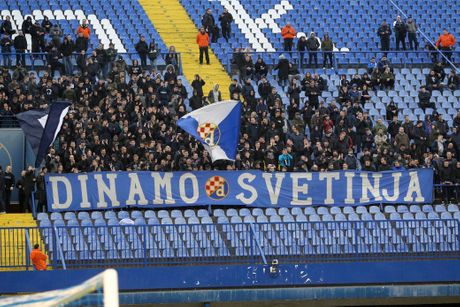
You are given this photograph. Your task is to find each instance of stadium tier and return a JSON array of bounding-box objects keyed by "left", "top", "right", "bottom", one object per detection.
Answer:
[
  {"left": 29, "top": 204, "right": 460, "bottom": 267},
  {"left": 180, "top": 0, "right": 460, "bottom": 64}
]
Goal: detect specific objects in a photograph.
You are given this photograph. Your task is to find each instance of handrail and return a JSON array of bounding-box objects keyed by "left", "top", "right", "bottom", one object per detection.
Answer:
[
  {"left": 226, "top": 50, "right": 459, "bottom": 72},
  {"left": 249, "top": 223, "right": 267, "bottom": 265},
  {"left": 53, "top": 226, "right": 67, "bottom": 270},
  {"left": 24, "top": 230, "right": 34, "bottom": 271}
]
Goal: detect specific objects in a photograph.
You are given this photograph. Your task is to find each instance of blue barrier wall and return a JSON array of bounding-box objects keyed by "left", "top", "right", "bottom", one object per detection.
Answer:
[{"left": 1, "top": 260, "right": 460, "bottom": 294}]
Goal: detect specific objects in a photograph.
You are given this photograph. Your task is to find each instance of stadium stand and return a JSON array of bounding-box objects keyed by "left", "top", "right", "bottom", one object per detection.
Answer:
[{"left": 28, "top": 204, "right": 459, "bottom": 268}]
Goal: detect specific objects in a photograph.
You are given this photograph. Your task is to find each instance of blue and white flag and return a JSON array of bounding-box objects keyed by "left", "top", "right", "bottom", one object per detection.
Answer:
[
  {"left": 16, "top": 101, "right": 71, "bottom": 167},
  {"left": 177, "top": 100, "right": 241, "bottom": 161}
]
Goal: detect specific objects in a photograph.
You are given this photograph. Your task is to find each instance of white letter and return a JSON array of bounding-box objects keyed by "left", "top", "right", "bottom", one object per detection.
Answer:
[
  {"left": 236, "top": 173, "right": 258, "bottom": 204},
  {"left": 262, "top": 173, "right": 286, "bottom": 204},
  {"left": 49, "top": 176, "right": 73, "bottom": 210},
  {"left": 360, "top": 173, "right": 383, "bottom": 203},
  {"left": 126, "top": 173, "right": 148, "bottom": 206},
  {"left": 290, "top": 173, "right": 312, "bottom": 205},
  {"left": 94, "top": 174, "right": 120, "bottom": 208},
  {"left": 151, "top": 173, "right": 175, "bottom": 204},
  {"left": 77, "top": 175, "right": 90, "bottom": 208},
  {"left": 404, "top": 171, "right": 425, "bottom": 202},
  {"left": 319, "top": 172, "right": 340, "bottom": 204},
  {"left": 179, "top": 173, "right": 199, "bottom": 203},
  {"left": 382, "top": 172, "right": 402, "bottom": 201},
  {"left": 344, "top": 172, "right": 355, "bottom": 204}
]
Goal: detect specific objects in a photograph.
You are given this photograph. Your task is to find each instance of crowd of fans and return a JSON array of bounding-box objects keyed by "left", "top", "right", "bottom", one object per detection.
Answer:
[{"left": 0, "top": 14, "right": 460, "bottom": 213}]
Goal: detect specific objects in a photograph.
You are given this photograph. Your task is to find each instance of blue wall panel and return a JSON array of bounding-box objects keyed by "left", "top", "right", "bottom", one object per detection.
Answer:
[{"left": 1, "top": 260, "right": 460, "bottom": 295}]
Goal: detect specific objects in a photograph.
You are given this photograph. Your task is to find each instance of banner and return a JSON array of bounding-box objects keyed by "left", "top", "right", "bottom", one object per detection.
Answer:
[{"left": 45, "top": 169, "right": 433, "bottom": 212}]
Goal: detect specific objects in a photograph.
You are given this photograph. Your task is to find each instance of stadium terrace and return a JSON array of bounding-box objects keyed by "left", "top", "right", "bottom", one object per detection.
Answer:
[{"left": 47, "top": 170, "right": 432, "bottom": 211}]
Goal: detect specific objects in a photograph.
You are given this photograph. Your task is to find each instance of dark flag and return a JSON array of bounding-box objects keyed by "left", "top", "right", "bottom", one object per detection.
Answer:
[{"left": 16, "top": 101, "right": 70, "bottom": 167}]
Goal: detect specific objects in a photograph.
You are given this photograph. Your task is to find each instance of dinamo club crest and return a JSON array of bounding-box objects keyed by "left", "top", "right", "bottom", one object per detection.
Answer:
[
  {"left": 205, "top": 176, "right": 229, "bottom": 200},
  {"left": 197, "top": 123, "right": 221, "bottom": 146}
]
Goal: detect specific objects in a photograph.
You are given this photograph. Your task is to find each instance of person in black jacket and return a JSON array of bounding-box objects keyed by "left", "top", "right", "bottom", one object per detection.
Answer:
[
  {"left": 75, "top": 32, "right": 87, "bottom": 52},
  {"left": 0, "top": 16, "right": 14, "bottom": 36},
  {"left": 191, "top": 74, "right": 205, "bottom": 98},
  {"left": 418, "top": 86, "right": 434, "bottom": 111},
  {"left": 35, "top": 167, "right": 47, "bottom": 213},
  {"left": 13, "top": 31, "right": 27, "bottom": 65},
  {"left": 297, "top": 35, "right": 307, "bottom": 68},
  {"left": 41, "top": 16, "right": 52, "bottom": 33},
  {"left": 202, "top": 8, "right": 217, "bottom": 43},
  {"left": 219, "top": 8, "right": 233, "bottom": 42},
  {"left": 274, "top": 54, "right": 290, "bottom": 88},
  {"left": 0, "top": 166, "right": 4, "bottom": 213},
  {"left": 60, "top": 35, "right": 74, "bottom": 75},
  {"left": 22, "top": 166, "right": 35, "bottom": 213},
  {"left": 377, "top": 20, "right": 391, "bottom": 51},
  {"left": 3, "top": 165, "right": 14, "bottom": 210},
  {"left": 448, "top": 70, "right": 460, "bottom": 91},
  {"left": 306, "top": 32, "right": 320, "bottom": 68},
  {"left": 412, "top": 120, "right": 427, "bottom": 160},
  {"left": 393, "top": 15, "right": 407, "bottom": 50},
  {"left": 21, "top": 16, "right": 33, "bottom": 35},
  {"left": 135, "top": 36, "right": 149, "bottom": 68},
  {"left": 1, "top": 34, "right": 12, "bottom": 67},
  {"left": 438, "top": 159, "right": 455, "bottom": 203}
]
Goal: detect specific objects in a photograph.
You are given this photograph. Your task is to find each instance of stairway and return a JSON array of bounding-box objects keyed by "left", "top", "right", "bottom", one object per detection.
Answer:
[
  {"left": 138, "top": 0, "right": 232, "bottom": 99},
  {"left": 0, "top": 214, "right": 39, "bottom": 271}
]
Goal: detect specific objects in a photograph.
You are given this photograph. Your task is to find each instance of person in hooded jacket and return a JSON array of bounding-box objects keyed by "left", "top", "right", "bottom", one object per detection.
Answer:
[
  {"left": 297, "top": 35, "right": 307, "bottom": 68},
  {"left": 274, "top": 54, "right": 290, "bottom": 88},
  {"left": 60, "top": 36, "right": 74, "bottom": 75},
  {"left": 21, "top": 16, "right": 33, "bottom": 35},
  {"left": 0, "top": 16, "right": 14, "bottom": 36},
  {"left": 13, "top": 31, "right": 27, "bottom": 66},
  {"left": 135, "top": 36, "right": 149, "bottom": 68},
  {"left": 306, "top": 32, "right": 320, "bottom": 68},
  {"left": 321, "top": 33, "right": 334, "bottom": 69}
]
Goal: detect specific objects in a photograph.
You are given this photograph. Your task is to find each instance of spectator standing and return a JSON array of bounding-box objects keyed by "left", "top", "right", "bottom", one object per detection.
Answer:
[
  {"left": 297, "top": 35, "right": 307, "bottom": 68},
  {"left": 13, "top": 31, "right": 27, "bottom": 65},
  {"left": 60, "top": 36, "right": 74, "bottom": 75},
  {"left": 274, "top": 54, "right": 290, "bottom": 88},
  {"left": 406, "top": 17, "right": 418, "bottom": 50},
  {"left": 436, "top": 29, "right": 456, "bottom": 64},
  {"left": 75, "top": 32, "right": 87, "bottom": 53},
  {"left": 202, "top": 8, "right": 217, "bottom": 43},
  {"left": 41, "top": 16, "right": 52, "bottom": 33},
  {"left": 1, "top": 34, "right": 12, "bottom": 67},
  {"left": 135, "top": 36, "right": 149, "bottom": 68},
  {"left": 49, "top": 24, "right": 63, "bottom": 48},
  {"left": 21, "top": 16, "right": 33, "bottom": 35},
  {"left": 0, "top": 16, "right": 14, "bottom": 36},
  {"left": 393, "top": 15, "right": 407, "bottom": 50},
  {"left": 191, "top": 74, "right": 206, "bottom": 98},
  {"left": 281, "top": 23, "right": 296, "bottom": 51},
  {"left": 0, "top": 166, "right": 4, "bottom": 214},
  {"left": 219, "top": 8, "right": 233, "bottom": 42},
  {"left": 306, "top": 32, "right": 320, "bottom": 68},
  {"left": 30, "top": 244, "right": 47, "bottom": 270},
  {"left": 377, "top": 20, "right": 391, "bottom": 51},
  {"left": 148, "top": 41, "right": 158, "bottom": 70},
  {"left": 196, "top": 27, "right": 210, "bottom": 65},
  {"left": 3, "top": 165, "right": 14, "bottom": 210},
  {"left": 321, "top": 33, "right": 334, "bottom": 69},
  {"left": 22, "top": 166, "right": 35, "bottom": 213},
  {"left": 105, "top": 43, "right": 117, "bottom": 77},
  {"left": 76, "top": 20, "right": 90, "bottom": 51}
]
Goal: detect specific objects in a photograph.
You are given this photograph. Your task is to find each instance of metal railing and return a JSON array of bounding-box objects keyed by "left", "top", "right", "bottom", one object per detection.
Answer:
[
  {"left": 0, "top": 51, "right": 183, "bottom": 75},
  {"left": 226, "top": 50, "right": 459, "bottom": 73},
  {"left": 1, "top": 220, "right": 458, "bottom": 270}
]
